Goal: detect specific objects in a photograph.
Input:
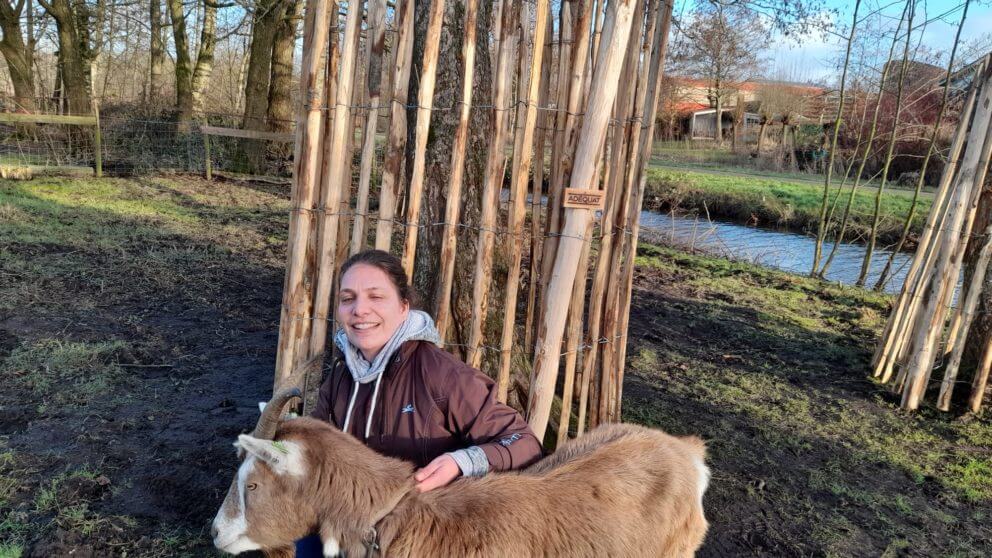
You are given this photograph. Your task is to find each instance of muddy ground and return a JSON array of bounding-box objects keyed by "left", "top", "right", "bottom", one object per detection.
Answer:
[{"left": 1, "top": 175, "right": 990, "bottom": 557}]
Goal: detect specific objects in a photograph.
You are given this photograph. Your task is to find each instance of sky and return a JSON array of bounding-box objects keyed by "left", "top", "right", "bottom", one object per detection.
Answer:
[{"left": 679, "top": 0, "right": 992, "bottom": 85}]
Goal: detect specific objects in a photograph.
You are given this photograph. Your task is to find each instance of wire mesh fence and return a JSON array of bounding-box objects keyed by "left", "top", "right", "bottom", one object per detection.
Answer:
[{"left": 0, "top": 99, "right": 296, "bottom": 179}]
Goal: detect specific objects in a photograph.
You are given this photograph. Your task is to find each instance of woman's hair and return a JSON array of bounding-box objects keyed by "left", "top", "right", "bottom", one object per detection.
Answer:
[{"left": 339, "top": 249, "right": 417, "bottom": 305}]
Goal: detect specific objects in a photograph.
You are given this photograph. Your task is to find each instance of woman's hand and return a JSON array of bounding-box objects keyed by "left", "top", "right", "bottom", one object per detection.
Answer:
[{"left": 414, "top": 454, "right": 461, "bottom": 492}]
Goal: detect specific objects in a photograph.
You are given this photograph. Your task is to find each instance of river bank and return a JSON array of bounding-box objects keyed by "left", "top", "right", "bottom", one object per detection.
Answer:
[{"left": 645, "top": 167, "right": 932, "bottom": 248}]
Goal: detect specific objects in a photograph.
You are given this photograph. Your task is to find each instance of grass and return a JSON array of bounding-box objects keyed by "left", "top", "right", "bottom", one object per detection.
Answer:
[
  {"left": 2, "top": 174, "right": 988, "bottom": 555},
  {"left": 624, "top": 243, "right": 992, "bottom": 555},
  {"left": 644, "top": 168, "right": 932, "bottom": 246},
  {"left": 1, "top": 174, "right": 290, "bottom": 556},
  {"left": 2, "top": 340, "right": 129, "bottom": 407}
]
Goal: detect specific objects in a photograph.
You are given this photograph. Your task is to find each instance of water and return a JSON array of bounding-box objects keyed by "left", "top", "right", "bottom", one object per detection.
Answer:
[
  {"left": 517, "top": 191, "right": 916, "bottom": 294},
  {"left": 637, "top": 210, "right": 913, "bottom": 294}
]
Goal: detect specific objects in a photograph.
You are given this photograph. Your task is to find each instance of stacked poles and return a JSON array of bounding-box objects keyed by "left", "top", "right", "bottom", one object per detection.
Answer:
[
  {"left": 274, "top": 0, "right": 675, "bottom": 441},
  {"left": 870, "top": 55, "right": 992, "bottom": 412}
]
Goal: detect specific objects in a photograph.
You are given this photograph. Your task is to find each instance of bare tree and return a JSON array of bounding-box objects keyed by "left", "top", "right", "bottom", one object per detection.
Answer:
[{"left": 673, "top": 0, "right": 767, "bottom": 144}]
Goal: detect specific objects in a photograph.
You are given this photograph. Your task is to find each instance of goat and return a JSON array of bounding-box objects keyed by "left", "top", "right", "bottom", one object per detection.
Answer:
[{"left": 211, "top": 389, "right": 710, "bottom": 557}]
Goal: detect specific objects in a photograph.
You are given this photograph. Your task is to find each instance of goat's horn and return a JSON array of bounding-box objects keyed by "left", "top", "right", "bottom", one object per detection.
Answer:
[{"left": 252, "top": 387, "right": 302, "bottom": 440}]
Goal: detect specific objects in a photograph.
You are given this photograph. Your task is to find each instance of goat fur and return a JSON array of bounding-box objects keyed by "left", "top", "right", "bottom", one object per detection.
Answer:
[{"left": 218, "top": 417, "right": 709, "bottom": 557}]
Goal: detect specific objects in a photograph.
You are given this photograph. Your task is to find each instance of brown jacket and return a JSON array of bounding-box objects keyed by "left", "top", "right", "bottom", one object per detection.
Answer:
[{"left": 310, "top": 340, "right": 543, "bottom": 471}]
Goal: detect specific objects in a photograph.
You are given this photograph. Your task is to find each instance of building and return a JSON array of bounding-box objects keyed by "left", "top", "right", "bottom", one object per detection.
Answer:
[{"left": 660, "top": 76, "right": 832, "bottom": 141}]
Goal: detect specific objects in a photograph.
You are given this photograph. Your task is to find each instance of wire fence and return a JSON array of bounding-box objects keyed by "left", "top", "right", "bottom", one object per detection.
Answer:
[{"left": 0, "top": 100, "right": 297, "bottom": 178}]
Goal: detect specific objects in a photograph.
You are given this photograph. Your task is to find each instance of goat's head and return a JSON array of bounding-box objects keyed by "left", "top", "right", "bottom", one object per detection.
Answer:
[{"left": 211, "top": 388, "right": 312, "bottom": 555}]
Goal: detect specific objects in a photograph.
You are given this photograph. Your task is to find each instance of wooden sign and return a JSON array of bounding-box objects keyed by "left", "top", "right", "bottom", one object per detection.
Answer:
[{"left": 563, "top": 188, "right": 605, "bottom": 209}]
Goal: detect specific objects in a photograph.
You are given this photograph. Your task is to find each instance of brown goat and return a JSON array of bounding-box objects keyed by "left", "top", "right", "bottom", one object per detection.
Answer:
[{"left": 211, "top": 393, "right": 709, "bottom": 557}]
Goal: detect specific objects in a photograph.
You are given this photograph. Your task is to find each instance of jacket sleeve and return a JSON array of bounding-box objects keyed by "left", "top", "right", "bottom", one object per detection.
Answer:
[{"left": 443, "top": 363, "right": 543, "bottom": 472}]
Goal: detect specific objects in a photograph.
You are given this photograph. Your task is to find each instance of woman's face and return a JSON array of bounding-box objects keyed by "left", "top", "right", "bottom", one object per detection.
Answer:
[{"left": 337, "top": 263, "right": 410, "bottom": 361}]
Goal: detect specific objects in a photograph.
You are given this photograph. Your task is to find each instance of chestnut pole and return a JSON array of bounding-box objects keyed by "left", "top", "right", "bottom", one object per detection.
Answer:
[
  {"left": 527, "top": 0, "right": 638, "bottom": 440},
  {"left": 308, "top": 0, "right": 364, "bottom": 358},
  {"left": 374, "top": 0, "right": 415, "bottom": 250},
  {"left": 498, "top": 0, "right": 551, "bottom": 402},
  {"left": 351, "top": 0, "right": 387, "bottom": 255},
  {"left": 582, "top": 0, "right": 668, "bottom": 430},
  {"left": 937, "top": 219, "right": 992, "bottom": 410},
  {"left": 434, "top": 0, "right": 479, "bottom": 343},
  {"left": 596, "top": 0, "right": 645, "bottom": 425},
  {"left": 401, "top": 0, "right": 447, "bottom": 276},
  {"left": 872, "top": 71, "right": 977, "bottom": 382},
  {"left": 900, "top": 65, "right": 992, "bottom": 410},
  {"left": 538, "top": 2, "right": 574, "bottom": 325},
  {"left": 604, "top": 0, "right": 665, "bottom": 421},
  {"left": 524, "top": 0, "right": 555, "bottom": 352},
  {"left": 274, "top": 0, "right": 334, "bottom": 389}
]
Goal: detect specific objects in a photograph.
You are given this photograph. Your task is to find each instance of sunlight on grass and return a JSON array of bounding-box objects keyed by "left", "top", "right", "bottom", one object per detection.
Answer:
[{"left": 644, "top": 168, "right": 930, "bottom": 243}]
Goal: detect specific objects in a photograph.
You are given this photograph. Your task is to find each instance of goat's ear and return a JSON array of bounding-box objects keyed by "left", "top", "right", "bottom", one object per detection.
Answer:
[{"left": 236, "top": 434, "right": 306, "bottom": 477}]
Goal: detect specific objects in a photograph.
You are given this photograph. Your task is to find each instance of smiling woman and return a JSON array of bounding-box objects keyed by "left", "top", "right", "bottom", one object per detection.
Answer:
[{"left": 296, "top": 250, "right": 543, "bottom": 556}]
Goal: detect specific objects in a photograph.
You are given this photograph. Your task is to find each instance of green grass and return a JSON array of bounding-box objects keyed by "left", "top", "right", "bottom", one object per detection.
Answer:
[
  {"left": 644, "top": 168, "right": 931, "bottom": 245},
  {"left": 0, "top": 176, "right": 288, "bottom": 316},
  {"left": 625, "top": 243, "right": 992, "bottom": 555}
]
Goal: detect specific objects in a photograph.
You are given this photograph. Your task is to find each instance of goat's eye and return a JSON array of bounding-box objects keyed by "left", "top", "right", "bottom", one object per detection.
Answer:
[{"left": 247, "top": 482, "right": 258, "bottom": 491}]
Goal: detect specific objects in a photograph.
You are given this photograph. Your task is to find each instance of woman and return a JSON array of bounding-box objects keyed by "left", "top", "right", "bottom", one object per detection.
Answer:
[{"left": 297, "top": 250, "right": 543, "bottom": 556}]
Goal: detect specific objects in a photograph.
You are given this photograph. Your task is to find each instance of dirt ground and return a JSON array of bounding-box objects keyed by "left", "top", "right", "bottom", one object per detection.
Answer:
[{"left": 1, "top": 175, "right": 990, "bottom": 557}]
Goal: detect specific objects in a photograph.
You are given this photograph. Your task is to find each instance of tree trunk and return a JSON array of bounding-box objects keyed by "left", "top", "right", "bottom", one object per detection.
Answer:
[
  {"left": 0, "top": 0, "right": 37, "bottom": 112},
  {"left": 267, "top": 0, "right": 300, "bottom": 132},
  {"left": 754, "top": 117, "right": 768, "bottom": 155},
  {"left": 39, "top": 0, "right": 90, "bottom": 115},
  {"left": 243, "top": 0, "right": 285, "bottom": 129},
  {"left": 190, "top": 0, "right": 218, "bottom": 117},
  {"left": 410, "top": 0, "right": 494, "bottom": 356},
  {"left": 167, "top": 0, "right": 193, "bottom": 126},
  {"left": 149, "top": 0, "right": 164, "bottom": 102},
  {"left": 714, "top": 91, "right": 722, "bottom": 143}
]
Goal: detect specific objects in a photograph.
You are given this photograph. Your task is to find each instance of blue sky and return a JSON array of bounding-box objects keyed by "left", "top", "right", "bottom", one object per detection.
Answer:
[{"left": 684, "top": 0, "right": 992, "bottom": 84}]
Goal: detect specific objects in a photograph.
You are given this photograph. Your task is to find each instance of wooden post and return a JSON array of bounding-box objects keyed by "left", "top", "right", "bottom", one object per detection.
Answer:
[
  {"left": 524, "top": 1, "right": 554, "bottom": 352},
  {"left": 465, "top": 3, "right": 517, "bottom": 369},
  {"left": 92, "top": 100, "right": 102, "bottom": 178},
  {"left": 203, "top": 131, "right": 212, "bottom": 180},
  {"left": 435, "top": 0, "right": 479, "bottom": 343},
  {"left": 596, "top": 0, "right": 647, "bottom": 424},
  {"left": 603, "top": 0, "right": 666, "bottom": 422},
  {"left": 351, "top": 0, "right": 387, "bottom": 255},
  {"left": 527, "top": 0, "right": 638, "bottom": 440},
  {"left": 557, "top": 202, "right": 597, "bottom": 444},
  {"left": 508, "top": 1, "right": 532, "bottom": 201},
  {"left": 497, "top": 0, "right": 550, "bottom": 402},
  {"left": 374, "top": 0, "right": 415, "bottom": 250},
  {"left": 872, "top": 71, "right": 977, "bottom": 381},
  {"left": 538, "top": 3, "right": 574, "bottom": 327},
  {"left": 401, "top": 0, "right": 447, "bottom": 276},
  {"left": 937, "top": 220, "right": 992, "bottom": 410},
  {"left": 900, "top": 65, "right": 992, "bottom": 410},
  {"left": 307, "top": 0, "right": 363, "bottom": 359},
  {"left": 969, "top": 334, "right": 992, "bottom": 412},
  {"left": 274, "top": 0, "right": 334, "bottom": 390}
]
